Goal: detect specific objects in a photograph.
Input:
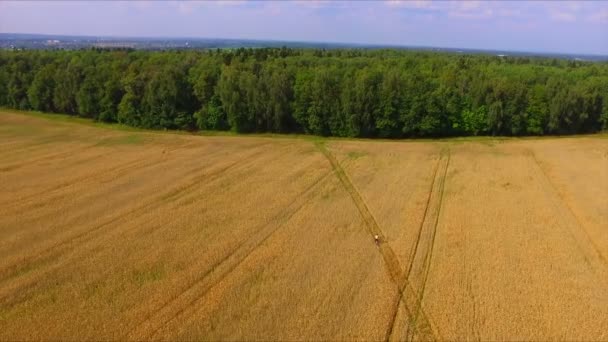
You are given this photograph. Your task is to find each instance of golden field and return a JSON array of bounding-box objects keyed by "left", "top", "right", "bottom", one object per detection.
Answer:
[{"left": 0, "top": 111, "right": 607, "bottom": 341}]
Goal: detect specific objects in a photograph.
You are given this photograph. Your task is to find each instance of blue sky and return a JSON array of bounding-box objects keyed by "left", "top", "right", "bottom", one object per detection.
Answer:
[{"left": 1, "top": 1, "right": 607, "bottom": 55}]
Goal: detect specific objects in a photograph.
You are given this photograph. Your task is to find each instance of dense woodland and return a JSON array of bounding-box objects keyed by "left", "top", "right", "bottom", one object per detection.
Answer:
[{"left": 1, "top": 48, "right": 607, "bottom": 137}]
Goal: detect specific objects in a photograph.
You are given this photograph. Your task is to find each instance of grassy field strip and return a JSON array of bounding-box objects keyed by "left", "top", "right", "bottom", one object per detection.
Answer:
[
  {"left": 125, "top": 169, "right": 334, "bottom": 340},
  {"left": 316, "top": 142, "right": 438, "bottom": 341},
  {"left": 0, "top": 145, "right": 275, "bottom": 295},
  {"left": 527, "top": 149, "right": 608, "bottom": 274}
]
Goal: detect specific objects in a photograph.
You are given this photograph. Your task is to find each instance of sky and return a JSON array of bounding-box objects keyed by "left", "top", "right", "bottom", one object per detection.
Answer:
[{"left": 0, "top": 0, "right": 607, "bottom": 55}]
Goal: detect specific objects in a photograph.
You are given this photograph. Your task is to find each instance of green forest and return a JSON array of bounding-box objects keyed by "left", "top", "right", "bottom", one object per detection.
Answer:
[{"left": 1, "top": 48, "right": 607, "bottom": 137}]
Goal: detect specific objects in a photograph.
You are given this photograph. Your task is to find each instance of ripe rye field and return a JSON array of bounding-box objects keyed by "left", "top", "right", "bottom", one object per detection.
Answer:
[{"left": 0, "top": 110, "right": 607, "bottom": 341}]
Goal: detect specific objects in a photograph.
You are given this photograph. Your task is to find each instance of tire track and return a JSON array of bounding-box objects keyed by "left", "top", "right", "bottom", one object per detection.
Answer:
[
  {"left": 415, "top": 150, "right": 449, "bottom": 304},
  {"left": 0, "top": 198, "right": 160, "bottom": 286},
  {"left": 527, "top": 149, "right": 608, "bottom": 273},
  {"left": 0, "top": 150, "right": 277, "bottom": 309},
  {"left": 0, "top": 215, "right": 160, "bottom": 309},
  {"left": 0, "top": 145, "right": 277, "bottom": 307},
  {"left": 0, "top": 133, "right": 75, "bottom": 159},
  {"left": 399, "top": 150, "right": 449, "bottom": 342},
  {"left": 316, "top": 142, "right": 439, "bottom": 342},
  {"left": 463, "top": 203, "right": 481, "bottom": 342},
  {"left": 0, "top": 145, "right": 271, "bottom": 285},
  {"left": 0, "top": 139, "right": 114, "bottom": 173},
  {"left": 125, "top": 169, "right": 333, "bottom": 341},
  {"left": 160, "top": 142, "right": 275, "bottom": 204},
  {"left": 1, "top": 154, "right": 162, "bottom": 212},
  {"left": 0, "top": 155, "right": 160, "bottom": 214},
  {"left": 385, "top": 152, "right": 442, "bottom": 341},
  {"left": 466, "top": 273, "right": 481, "bottom": 342},
  {"left": 2, "top": 140, "right": 232, "bottom": 211},
  {"left": 405, "top": 154, "right": 443, "bottom": 280},
  {"left": 2, "top": 144, "right": 181, "bottom": 209},
  {"left": 408, "top": 150, "right": 449, "bottom": 339}
]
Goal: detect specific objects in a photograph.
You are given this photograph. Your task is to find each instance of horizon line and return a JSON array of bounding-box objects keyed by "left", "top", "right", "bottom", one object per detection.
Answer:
[{"left": 1, "top": 31, "right": 607, "bottom": 58}]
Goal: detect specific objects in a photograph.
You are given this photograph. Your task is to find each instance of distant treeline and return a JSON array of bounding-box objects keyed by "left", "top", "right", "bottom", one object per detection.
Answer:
[{"left": 1, "top": 48, "right": 607, "bottom": 137}]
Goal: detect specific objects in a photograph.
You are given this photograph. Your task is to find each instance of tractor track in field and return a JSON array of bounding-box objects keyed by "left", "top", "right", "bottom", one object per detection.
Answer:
[
  {"left": 396, "top": 149, "right": 449, "bottom": 342},
  {"left": 2, "top": 145, "right": 186, "bottom": 209},
  {"left": 0, "top": 135, "right": 137, "bottom": 173},
  {"left": 1, "top": 155, "right": 165, "bottom": 214},
  {"left": 0, "top": 149, "right": 279, "bottom": 309},
  {"left": 417, "top": 150, "right": 450, "bottom": 302},
  {"left": 316, "top": 142, "right": 440, "bottom": 342},
  {"left": 0, "top": 133, "right": 77, "bottom": 159},
  {"left": 2, "top": 141, "right": 266, "bottom": 219},
  {"left": 405, "top": 154, "right": 443, "bottom": 280},
  {"left": 0, "top": 144, "right": 101, "bottom": 173},
  {"left": 2, "top": 140, "right": 210, "bottom": 209},
  {"left": 408, "top": 150, "right": 449, "bottom": 340},
  {"left": 0, "top": 215, "right": 161, "bottom": 310},
  {"left": 462, "top": 200, "right": 481, "bottom": 342},
  {"left": 527, "top": 149, "right": 608, "bottom": 273},
  {"left": 466, "top": 271, "right": 481, "bottom": 342},
  {"left": 0, "top": 145, "right": 275, "bottom": 308},
  {"left": 160, "top": 143, "right": 276, "bottom": 204},
  {"left": 0, "top": 146, "right": 272, "bottom": 292},
  {"left": 385, "top": 151, "right": 443, "bottom": 341},
  {"left": 0, "top": 131, "right": 122, "bottom": 164},
  {"left": 125, "top": 169, "right": 333, "bottom": 341},
  {"left": 3, "top": 154, "right": 148, "bottom": 202}
]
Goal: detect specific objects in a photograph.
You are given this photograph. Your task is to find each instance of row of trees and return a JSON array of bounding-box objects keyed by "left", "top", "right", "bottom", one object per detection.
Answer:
[{"left": 1, "top": 48, "right": 607, "bottom": 137}]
